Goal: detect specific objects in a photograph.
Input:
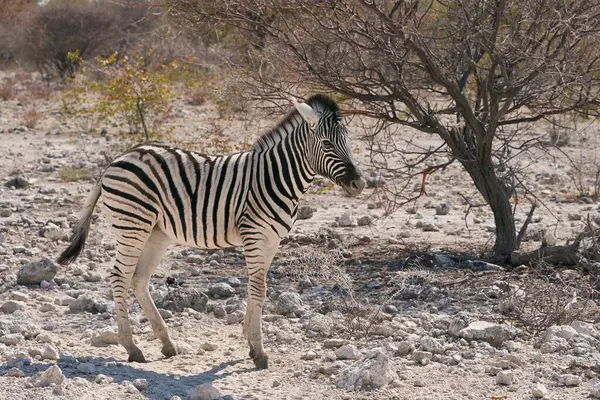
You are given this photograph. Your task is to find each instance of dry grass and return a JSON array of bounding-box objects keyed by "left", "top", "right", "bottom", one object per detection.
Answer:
[
  {"left": 58, "top": 166, "right": 91, "bottom": 182},
  {"left": 26, "top": 82, "right": 53, "bottom": 100},
  {"left": 21, "top": 109, "right": 42, "bottom": 129},
  {"left": 186, "top": 87, "right": 208, "bottom": 106},
  {"left": 0, "top": 78, "right": 15, "bottom": 100}
]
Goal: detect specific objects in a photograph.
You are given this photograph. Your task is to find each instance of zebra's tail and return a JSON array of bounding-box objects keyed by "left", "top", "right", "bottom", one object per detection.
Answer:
[{"left": 57, "top": 184, "right": 101, "bottom": 266}]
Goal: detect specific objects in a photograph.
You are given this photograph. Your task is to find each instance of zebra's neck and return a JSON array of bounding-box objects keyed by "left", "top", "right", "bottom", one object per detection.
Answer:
[{"left": 251, "top": 111, "right": 316, "bottom": 200}]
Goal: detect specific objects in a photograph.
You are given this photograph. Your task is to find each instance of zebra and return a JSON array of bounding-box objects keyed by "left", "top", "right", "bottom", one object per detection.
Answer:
[{"left": 57, "top": 94, "right": 365, "bottom": 369}]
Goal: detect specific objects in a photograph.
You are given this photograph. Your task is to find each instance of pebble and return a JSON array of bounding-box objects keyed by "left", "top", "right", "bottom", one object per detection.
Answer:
[
  {"left": 296, "top": 206, "right": 315, "bottom": 220},
  {"left": 337, "top": 212, "right": 355, "bottom": 227},
  {"left": 31, "top": 365, "right": 64, "bottom": 387},
  {"left": 496, "top": 370, "right": 515, "bottom": 385},
  {"left": 213, "top": 305, "right": 227, "bottom": 319},
  {"left": 82, "top": 271, "right": 102, "bottom": 282},
  {"left": 531, "top": 383, "right": 549, "bottom": 398},
  {"left": 200, "top": 342, "right": 218, "bottom": 352},
  {"left": 42, "top": 345, "right": 59, "bottom": 360},
  {"left": 77, "top": 362, "right": 96, "bottom": 374},
  {"left": 1, "top": 300, "right": 25, "bottom": 314},
  {"left": 435, "top": 203, "right": 450, "bottom": 215},
  {"left": 335, "top": 344, "right": 361, "bottom": 360},
  {"left": 7, "top": 367, "right": 24, "bottom": 377},
  {"left": 188, "top": 383, "right": 221, "bottom": 400},
  {"left": 132, "top": 378, "right": 148, "bottom": 392},
  {"left": 590, "top": 382, "right": 600, "bottom": 398},
  {"left": 557, "top": 373, "right": 581, "bottom": 387},
  {"left": 357, "top": 215, "right": 373, "bottom": 226},
  {"left": 9, "top": 291, "right": 29, "bottom": 302},
  {"left": 17, "top": 258, "right": 58, "bottom": 285},
  {"left": 276, "top": 291, "right": 304, "bottom": 316},
  {"left": 159, "top": 309, "right": 174, "bottom": 319},
  {"left": 91, "top": 330, "right": 119, "bottom": 346},
  {"left": 208, "top": 282, "right": 236, "bottom": 298}
]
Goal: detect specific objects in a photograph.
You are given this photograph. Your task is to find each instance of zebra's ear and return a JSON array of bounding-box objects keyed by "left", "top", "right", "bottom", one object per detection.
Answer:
[{"left": 292, "top": 98, "right": 320, "bottom": 127}]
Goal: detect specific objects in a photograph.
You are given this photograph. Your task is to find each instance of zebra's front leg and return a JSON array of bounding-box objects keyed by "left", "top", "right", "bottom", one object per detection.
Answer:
[{"left": 242, "top": 238, "right": 278, "bottom": 370}]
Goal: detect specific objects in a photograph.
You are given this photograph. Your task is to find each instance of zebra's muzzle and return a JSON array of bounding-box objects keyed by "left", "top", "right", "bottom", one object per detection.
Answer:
[{"left": 342, "top": 176, "right": 366, "bottom": 197}]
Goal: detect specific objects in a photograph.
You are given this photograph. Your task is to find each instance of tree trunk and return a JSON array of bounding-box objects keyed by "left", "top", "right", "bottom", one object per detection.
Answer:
[{"left": 462, "top": 159, "right": 518, "bottom": 258}]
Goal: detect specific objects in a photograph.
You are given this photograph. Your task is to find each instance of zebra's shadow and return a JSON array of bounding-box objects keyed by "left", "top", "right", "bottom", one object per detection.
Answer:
[{"left": 3, "top": 356, "right": 255, "bottom": 399}]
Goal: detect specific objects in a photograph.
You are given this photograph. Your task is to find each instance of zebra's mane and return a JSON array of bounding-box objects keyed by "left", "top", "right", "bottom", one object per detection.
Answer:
[{"left": 253, "top": 94, "right": 341, "bottom": 150}]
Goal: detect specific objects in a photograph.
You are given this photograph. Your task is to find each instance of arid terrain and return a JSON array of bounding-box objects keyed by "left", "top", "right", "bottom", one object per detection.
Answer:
[{"left": 0, "top": 70, "right": 599, "bottom": 400}]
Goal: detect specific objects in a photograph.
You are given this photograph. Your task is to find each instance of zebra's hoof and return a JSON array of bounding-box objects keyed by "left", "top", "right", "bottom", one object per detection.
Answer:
[
  {"left": 253, "top": 355, "right": 269, "bottom": 370},
  {"left": 161, "top": 344, "right": 178, "bottom": 358},
  {"left": 128, "top": 349, "right": 146, "bottom": 363}
]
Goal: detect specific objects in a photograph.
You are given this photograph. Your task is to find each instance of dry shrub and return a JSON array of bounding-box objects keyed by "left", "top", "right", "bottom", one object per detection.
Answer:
[
  {"left": 0, "top": 78, "right": 15, "bottom": 100},
  {"left": 21, "top": 109, "right": 41, "bottom": 129},
  {"left": 26, "top": 82, "right": 53, "bottom": 101},
  {"left": 187, "top": 87, "right": 209, "bottom": 106},
  {"left": 504, "top": 262, "right": 600, "bottom": 334}
]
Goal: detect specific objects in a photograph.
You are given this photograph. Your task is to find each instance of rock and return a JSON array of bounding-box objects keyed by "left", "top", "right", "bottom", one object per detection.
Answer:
[
  {"left": 132, "top": 378, "right": 148, "bottom": 392},
  {"left": 557, "top": 374, "right": 581, "bottom": 387},
  {"left": 323, "top": 338, "right": 349, "bottom": 349},
  {"left": 9, "top": 291, "right": 29, "bottom": 302},
  {"left": 7, "top": 367, "right": 24, "bottom": 377},
  {"left": 335, "top": 349, "right": 399, "bottom": 390},
  {"left": 301, "top": 351, "right": 317, "bottom": 360},
  {"left": 1, "top": 300, "right": 25, "bottom": 314},
  {"left": 77, "top": 362, "right": 96, "bottom": 374},
  {"left": 188, "top": 383, "right": 221, "bottom": 400},
  {"left": 4, "top": 176, "right": 29, "bottom": 189},
  {"left": 570, "top": 320, "right": 599, "bottom": 337},
  {"left": 276, "top": 291, "right": 304, "bottom": 316},
  {"left": 357, "top": 215, "right": 373, "bottom": 226},
  {"left": 412, "top": 351, "right": 432, "bottom": 364},
  {"left": 531, "top": 383, "right": 549, "bottom": 398},
  {"left": 540, "top": 337, "right": 569, "bottom": 354},
  {"left": 17, "top": 258, "right": 57, "bottom": 285},
  {"left": 496, "top": 371, "right": 514, "bottom": 385},
  {"left": 213, "top": 305, "right": 226, "bottom": 319},
  {"left": 31, "top": 365, "right": 64, "bottom": 387},
  {"left": 590, "top": 383, "right": 600, "bottom": 398},
  {"left": 297, "top": 206, "right": 315, "bottom": 220},
  {"left": 90, "top": 330, "right": 119, "bottom": 347},
  {"left": 396, "top": 341, "right": 414, "bottom": 357},
  {"left": 384, "top": 304, "right": 398, "bottom": 314},
  {"left": 435, "top": 203, "right": 450, "bottom": 215},
  {"left": 303, "top": 313, "right": 333, "bottom": 335},
  {"left": 541, "top": 325, "right": 578, "bottom": 342},
  {"left": 83, "top": 271, "right": 102, "bottom": 282},
  {"left": 0, "top": 209, "right": 12, "bottom": 218},
  {"left": 208, "top": 282, "right": 235, "bottom": 298},
  {"left": 42, "top": 345, "right": 59, "bottom": 360},
  {"left": 156, "top": 288, "right": 209, "bottom": 313},
  {"left": 458, "top": 321, "right": 517, "bottom": 347},
  {"left": 159, "top": 309, "right": 173, "bottom": 319},
  {"left": 40, "top": 223, "right": 67, "bottom": 241},
  {"left": 335, "top": 344, "right": 361, "bottom": 360},
  {"left": 226, "top": 311, "right": 244, "bottom": 325},
  {"left": 337, "top": 212, "right": 355, "bottom": 227},
  {"left": 0, "top": 333, "right": 24, "bottom": 345},
  {"left": 200, "top": 342, "right": 218, "bottom": 352},
  {"left": 419, "top": 336, "right": 444, "bottom": 354},
  {"left": 226, "top": 277, "right": 242, "bottom": 287}
]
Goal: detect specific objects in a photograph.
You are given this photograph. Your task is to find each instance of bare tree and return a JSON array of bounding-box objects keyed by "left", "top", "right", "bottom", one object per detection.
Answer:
[{"left": 166, "top": 0, "right": 600, "bottom": 257}]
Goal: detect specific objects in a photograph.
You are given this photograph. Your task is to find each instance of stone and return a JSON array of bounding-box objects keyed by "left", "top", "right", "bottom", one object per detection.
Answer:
[
  {"left": 276, "top": 291, "right": 304, "bottom": 316},
  {"left": 335, "top": 344, "right": 361, "bottom": 360},
  {"left": 4, "top": 176, "right": 29, "bottom": 189},
  {"left": 412, "top": 351, "right": 432, "bottom": 364},
  {"left": 396, "top": 341, "right": 414, "bottom": 357},
  {"left": 156, "top": 288, "right": 209, "bottom": 313},
  {"left": 42, "top": 345, "right": 59, "bottom": 360},
  {"left": 77, "top": 362, "right": 96, "bottom": 374},
  {"left": 496, "top": 371, "right": 514, "bottom": 385},
  {"left": 90, "top": 330, "right": 119, "bottom": 347},
  {"left": 31, "top": 365, "right": 64, "bottom": 387},
  {"left": 458, "top": 321, "right": 517, "bottom": 347},
  {"left": 17, "top": 258, "right": 57, "bottom": 285},
  {"left": 0, "top": 209, "right": 12, "bottom": 218},
  {"left": 132, "top": 378, "right": 148, "bottom": 392},
  {"left": 419, "top": 336, "right": 444, "bottom": 354},
  {"left": 335, "top": 349, "right": 399, "bottom": 390},
  {"left": 9, "top": 291, "right": 29, "bottom": 302},
  {"left": 590, "top": 383, "right": 600, "bottom": 398},
  {"left": 541, "top": 325, "right": 578, "bottom": 342},
  {"left": 557, "top": 374, "right": 581, "bottom": 387},
  {"left": 301, "top": 351, "right": 317, "bottom": 360},
  {"left": 323, "top": 338, "right": 349, "bottom": 349},
  {"left": 570, "top": 320, "right": 599, "bottom": 337},
  {"left": 200, "top": 342, "right": 218, "bottom": 352},
  {"left": 7, "top": 367, "right": 24, "bottom": 377},
  {"left": 0, "top": 333, "right": 24, "bottom": 345},
  {"left": 357, "top": 215, "right": 373, "bottom": 226},
  {"left": 337, "top": 212, "right": 355, "bottom": 227},
  {"left": 435, "top": 203, "right": 450, "bottom": 215},
  {"left": 159, "top": 309, "right": 174, "bottom": 319},
  {"left": 1, "top": 300, "right": 25, "bottom": 314},
  {"left": 226, "top": 311, "right": 244, "bottom": 325},
  {"left": 213, "top": 305, "right": 226, "bottom": 319},
  {"left": 188, "top": 383, "right": 221, "bottom": 400},
  {"left": 384, "top": 304, "right": 398, "bottom": 314},
  {"left": 208, "top": 282, "right": 236, "bottom": 298},
  {"left": 296, "top": 206, "right": 315, "bottom": 220},
  {"left": 83, "top": 271, "right": 102, "bottom": 282},
  {"left": 531, "top": 383, "right": 549, "bottom": 398}
]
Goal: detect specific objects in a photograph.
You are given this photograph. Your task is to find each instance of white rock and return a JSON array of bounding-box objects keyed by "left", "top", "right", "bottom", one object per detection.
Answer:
[
  {"left": 590, "top": 382, "right": 600, "bottom": 398},
  {"left": 458, "top": 321, "right": 517, "bottom": 346},
  {"left": 419, "top": 336, "right": 444, "bottom": 354},
  {"left": 188, "top": 383, "right": 221, "bottom": 400},
  {"left": 558, "top": 374, "right": 581, "bottom": 387},
  {"left": 31, "top": 365, "right": 64, "bottom": 387},
  {"left": 0, "top": 333, "right": 24, "bottom": 345},
  {"left": 542, "top": 325, "right": 577, "bottom": 342},
  {"left": 335, "top": 344, "right": 361, "bottom": 360},
  {"left": 571, "top": 320, "right": 599, "bottom": 338},
  {"left": 132, "top": 378, "right": 148, "bottom": 392},
  {"left": 335, "top": 349, "right": 400, "bottom": 390},
  {"left": 531, "top": 383, "right": 549, "bottom": 398},
  {"left": 9, "top": 291, "right": 29, "bottom": 302},
  {"left": 496, "top": 370, "right": 515, "bottom": 385},
  {"left": 42, "top": 345, "right": 59, "bottom": 360},
  {"left": 1, "top": 300, "right": 25, "bottom": 314},
  {"left": 90, "top": 330, "right": 119, "bottom": 346},
  {"left": 276, "top": 291, "right": 304, "bottom": 316},
  {"left": 338, "top": 212, "right": 355, "bottom": 227}
]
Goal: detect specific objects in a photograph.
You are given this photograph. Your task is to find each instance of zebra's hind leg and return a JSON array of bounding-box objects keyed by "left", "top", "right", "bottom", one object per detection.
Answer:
[
  {"left": 131, "top": 228, "right": 177, "bottom": 358},
  {"left": 111, "top": 238, "right": 150, "bottom": 363},
  {"left": 242, "top": 237, "right": 279, "bottom": 370}
]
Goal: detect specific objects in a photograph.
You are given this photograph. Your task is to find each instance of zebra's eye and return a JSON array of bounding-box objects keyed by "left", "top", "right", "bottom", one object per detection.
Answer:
[{"left": 322, "top": 139, "right": 335, "bottom": 150}]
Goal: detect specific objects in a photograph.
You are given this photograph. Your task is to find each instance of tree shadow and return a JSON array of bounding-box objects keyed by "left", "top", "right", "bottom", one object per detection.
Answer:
[{"left": 1, "top": 355, "right": 257, "bottom": 399}]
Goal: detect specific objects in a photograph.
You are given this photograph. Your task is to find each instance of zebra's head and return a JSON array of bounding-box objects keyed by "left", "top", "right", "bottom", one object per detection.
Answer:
[{"left": 294, "top": 95, "right": 366, "bottom": 197}]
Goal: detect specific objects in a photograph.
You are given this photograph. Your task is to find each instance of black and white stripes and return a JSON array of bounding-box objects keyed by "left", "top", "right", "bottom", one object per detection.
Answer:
[{"left": 57, "top": 94, "right": 365, "bottom": 369}]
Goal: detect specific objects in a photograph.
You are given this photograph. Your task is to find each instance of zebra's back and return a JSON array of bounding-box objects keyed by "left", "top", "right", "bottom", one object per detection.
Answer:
[{"left": 100, "top": 144, "right": 252, "bottom": 249}]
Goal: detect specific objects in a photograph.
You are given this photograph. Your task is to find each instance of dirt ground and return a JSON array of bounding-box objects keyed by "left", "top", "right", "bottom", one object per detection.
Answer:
[{"left": 0, "top": 70, "right": 599, "bottom": 400}]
